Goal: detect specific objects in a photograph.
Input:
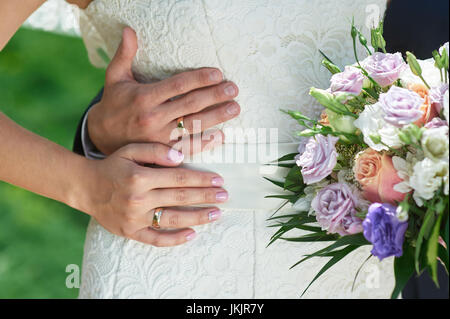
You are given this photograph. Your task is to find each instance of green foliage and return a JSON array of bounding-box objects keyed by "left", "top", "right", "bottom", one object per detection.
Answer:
[{"left": 0, "top": 28, "right": 105, "bottom": 298}]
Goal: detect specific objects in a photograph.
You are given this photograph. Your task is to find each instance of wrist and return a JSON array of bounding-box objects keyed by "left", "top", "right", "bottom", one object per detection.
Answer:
[
  {"left": 87, "top": 102, "right": 109, "bottom": 155},
  {"left": 64, "top": 155, "right": 99, "bottom": 217}
]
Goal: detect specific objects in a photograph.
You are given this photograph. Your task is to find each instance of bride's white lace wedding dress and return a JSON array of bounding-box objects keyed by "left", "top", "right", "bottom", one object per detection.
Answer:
[{"left": 78, "top": 0, "right": 395, "bottom": 298}]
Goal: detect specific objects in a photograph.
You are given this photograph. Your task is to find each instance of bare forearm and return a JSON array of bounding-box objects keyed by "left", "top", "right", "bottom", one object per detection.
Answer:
[
  {"left": 0, "top": 113, "right": 90, "bottom": 213},
  {"left": 0, "top": 0, "right": 45, "bottom": 51}
]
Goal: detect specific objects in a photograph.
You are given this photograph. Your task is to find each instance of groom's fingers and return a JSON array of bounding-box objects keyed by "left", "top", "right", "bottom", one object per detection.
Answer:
[
  {"left": 167, "top": 101, "right": 241, "bottom": 135},
  {"left": 106, "top": 27, "right": 138, "bottom": 84},
  {"left": 147, "top": 68, "right": 224, "bottom": 105},
  {"left": 161, "top": 81, "right": 239, "bottom": 121},
  {"left": 133, "top": 227, "right": 196, "bottom": 247}
]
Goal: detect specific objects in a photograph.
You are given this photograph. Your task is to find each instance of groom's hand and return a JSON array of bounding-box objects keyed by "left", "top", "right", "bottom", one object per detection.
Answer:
[{"left": 87, "top": 27, "right": 240, "bottom": 155}]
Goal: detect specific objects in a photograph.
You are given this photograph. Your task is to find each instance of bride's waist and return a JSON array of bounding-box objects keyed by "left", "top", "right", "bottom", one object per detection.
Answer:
[{"left": 181, "top": 142, "right": 298, "bottom": 210}]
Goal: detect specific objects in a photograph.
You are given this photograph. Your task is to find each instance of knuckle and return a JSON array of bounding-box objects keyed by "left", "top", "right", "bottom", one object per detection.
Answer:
[
  {"left": 174, "top": 189, "right": 187, "bottom": 203},
  {"left": 132, "top": 92, "right": 149, "bottom": 107},
  {"left": 198, "top": 69, "right": 211, "bottom": 84},
  {"left": 127, "top": 171, "right": 144, "bottom": 187},
  {"left": 183, "top": 94, "right": 198, "bottom": 111},
  {"left": 171, "top": 76, "right": 187, "bottom": 94},
  {"left": 204, "top": 189, "right": 215, "bottom": 203},
  {"left": 174, "top": 170, "right": 188, "bottom": 186},
  {"left": 214, "top": 86, "right": 225, "bottom": 100},
  {"left": 137, "top": 110, "right": 160, "bottom": 128},
  {"left": 168, "top": 214, "right": 180, "bottom": 227}
]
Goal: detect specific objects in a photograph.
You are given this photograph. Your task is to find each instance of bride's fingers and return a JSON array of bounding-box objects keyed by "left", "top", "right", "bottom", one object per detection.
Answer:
[
  {"left": 148, "top": 168, "right": 224, "bottom": 189},
  {"left": 149, "top": 187, "right": 229, "bottom": 207},
  {"left": 160, "top": 81, "right": 239, "bottom": 121},
  {"left": 133, "top": 227, "right": 197, "bottom": 247},
  {"left": 166, "top": 101, "right": 241, "bottom": 136},
  {"left": 148, "top": 207, "right": 222, "bottom": 229},
  {"left": 168, "top": 129, "right": 224, "bottom": 154}
]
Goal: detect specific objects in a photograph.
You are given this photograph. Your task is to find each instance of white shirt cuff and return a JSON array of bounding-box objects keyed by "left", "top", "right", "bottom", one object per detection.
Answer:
[{"left": 81, "top": 110, "right": 106, "bottom": 160}]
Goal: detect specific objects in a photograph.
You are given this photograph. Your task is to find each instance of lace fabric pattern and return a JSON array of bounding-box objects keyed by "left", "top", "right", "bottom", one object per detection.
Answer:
[{"left": 78, "top": 0, "right": 395, "bottom": 299}]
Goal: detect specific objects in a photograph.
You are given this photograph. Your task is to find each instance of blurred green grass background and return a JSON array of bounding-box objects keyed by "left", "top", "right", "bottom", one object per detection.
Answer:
[{"left": 0, "top": 28, "right": 105, "bottom": 298}]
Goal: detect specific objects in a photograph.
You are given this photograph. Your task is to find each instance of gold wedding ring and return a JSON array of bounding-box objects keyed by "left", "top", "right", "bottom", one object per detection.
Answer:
[
  {"left": 176, "top": 116, "right": 189, "bottom": 136},
  {"left": 177, "top": 116, "right": 185, "bottom": 129},
  {"left": 152, "top": 208, "right": 164, "bottom": 229}
]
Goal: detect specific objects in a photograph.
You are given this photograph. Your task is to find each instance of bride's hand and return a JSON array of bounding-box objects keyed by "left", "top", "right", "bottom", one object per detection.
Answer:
[
  {"left": 82, "top": 142, "right": 228, "bottom": 247},
  {"left": 88, "top": 27, "right": 241, "bottom": 155}
]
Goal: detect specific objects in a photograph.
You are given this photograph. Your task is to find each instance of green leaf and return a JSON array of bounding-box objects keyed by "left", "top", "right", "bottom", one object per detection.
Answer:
[
  {"left": 265, "top": 194, "right": 298, "bottom": 203},
  {"left": 391, "top": 245, "right": 415, "bottom": 299},
  {"left": 415, "top": 209, "right": 435, "bottom": 273},
  {"left": 267, "top": 213, "right": 307, "bottom": 221},
  {"left": 427, "top": 212, "right": 444, "bottom": 286},
  {"left": 352, "top": 255, "right": 373, "bottom": 292},
  {"left": 284, "top": 166, "right": 305, "bottom": 193},
  {"left": 301, "top": 245, "right": 360, "bottom": 297},
  {"left": 272, "top": 153, "right": 298, "bottom": 163},
  {"left": 290, "top": 233, "right": 369, "bottom": 269},
  {"left": 319, "top": 49, "right": 335, "bottom": 65},
  {"left": 281, "top": 233, "right": 338, "bottom": 243},
  {"left": 263, "top": 177, "right": 285, "bottom": 189}
]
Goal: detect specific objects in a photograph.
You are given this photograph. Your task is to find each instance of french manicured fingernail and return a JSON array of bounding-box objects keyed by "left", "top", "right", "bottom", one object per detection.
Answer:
[
  {"left": 168, "top": 149, "right": 184, "bottom": 163},
  {"left": 224, "top": 84, "right": 236, "bottom": 96},
  {"left": 210, "top": 70, "right": 222, "bottom": 82},
  {"left": 226, "top": 103, "right": 240, "bottom": 115},
  {"left": 208, "top": 209, "right": 222, "bottom": 221},
  {"left": 212, "top": 176, "right": 224, "bottom": 186},
  {"left": 216, "top": 191, "right": 229, "bottom": 202},
  {"left": 186, "top": 231, "right": 197, "bottom": 241}
]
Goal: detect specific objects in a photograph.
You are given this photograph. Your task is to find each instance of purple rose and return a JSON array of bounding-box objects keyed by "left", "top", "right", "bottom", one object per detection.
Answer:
[
  {"left": 430, "top": 84, "right": 449, "bottom": 114},
  {"left": 294, "top": 138, "right": 309, "bottom": 162},
  {"left": 379, "top": 86, "right": 425, "bottom": 127},
  {"left": 311, "top": 183, "right": 363, "bottom": 236},
  {"left": 363, "top": 203, "right": 408, "bottom": 261},
  {"left": 296, "top": 134, "right": 339, "bottom": 185},
  {"left": 330, "top": 66, "right": 364, "bottom": 96},
  {"left": 362, "top": 52, "right": 407, "bottom": 87},
  {"left": 425, "top": 117, "right": 448, "bottom": 129}
]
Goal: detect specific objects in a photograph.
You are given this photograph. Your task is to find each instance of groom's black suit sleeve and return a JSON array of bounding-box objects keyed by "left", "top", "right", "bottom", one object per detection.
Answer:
[{"left": 73, "top": 88, "right": 104, "bottom": 156}]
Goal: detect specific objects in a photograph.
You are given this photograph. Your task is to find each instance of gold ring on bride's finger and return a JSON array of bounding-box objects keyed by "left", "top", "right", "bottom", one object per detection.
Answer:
[{"left": 152, "top": 208, "right": 164, "bottom": 229}]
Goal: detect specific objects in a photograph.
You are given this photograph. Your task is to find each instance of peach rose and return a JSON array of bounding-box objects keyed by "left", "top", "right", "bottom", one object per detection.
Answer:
[
  {"left": 354, "top": 149, "right": 406, "bottom": 204},
  {"left": 409, "top": 83, "right": 438, "bottom": 126}
]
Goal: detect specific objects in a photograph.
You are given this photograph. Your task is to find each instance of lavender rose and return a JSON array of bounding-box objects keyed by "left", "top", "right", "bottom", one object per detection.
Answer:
[
  {"left": 430, "top": 84, "right": 449, "bottom": 114},
  {"left": 362, "top": 52, "right": 407, "bottom": 87},
  {"left": 425, "top": 117, "right": 448, "bottom": 129},
  {"left": 379, "top": 86, "right": 425, "bottom": 127},
  {"left": 330, "top": 66, "right": 364, "bottom": 96},
  {"left": 363, "top": 203, "right": 408, "bottom": 261},
  {"left": 296, "top": 134, "right": 339, "bottom": 185},
  {"left": 311, "top": 183, "right": 363, "bottom": 236}
]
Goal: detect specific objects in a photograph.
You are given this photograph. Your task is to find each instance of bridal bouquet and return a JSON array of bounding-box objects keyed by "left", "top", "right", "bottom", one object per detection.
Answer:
[{"left": 267, "top": 20, "right": 449, "bottom": 298}]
